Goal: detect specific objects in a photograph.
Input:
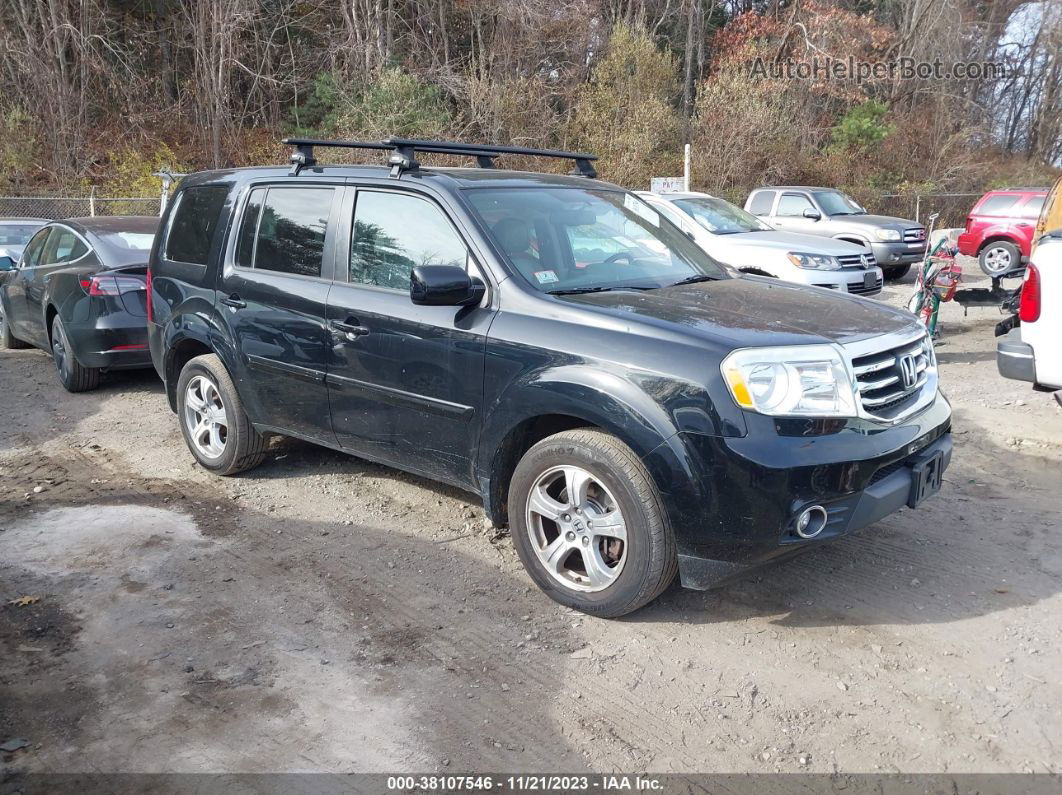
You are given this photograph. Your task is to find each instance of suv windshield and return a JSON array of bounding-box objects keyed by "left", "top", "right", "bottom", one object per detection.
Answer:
[
  {"left": 466, "top": 188, "right": 728, "bottom": 293},
  {"left": 813, "top": 190, "right": 865, "bottom": 216},
  {"left": 672, "top": 197, "right": 771, "bottom": 234}
]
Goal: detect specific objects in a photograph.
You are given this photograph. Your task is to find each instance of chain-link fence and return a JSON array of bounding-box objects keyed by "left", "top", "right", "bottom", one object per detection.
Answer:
[
  {"left": 0, "top": 194, "right": 161, "bottom": 220},
  {"left": 869, "top": 193, "right": 980, "bottom": 229}
]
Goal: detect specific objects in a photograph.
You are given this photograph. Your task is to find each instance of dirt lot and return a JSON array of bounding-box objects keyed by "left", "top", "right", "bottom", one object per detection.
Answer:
[{"left": 2, "top": 262, "right": 1061, "bottom": 776}]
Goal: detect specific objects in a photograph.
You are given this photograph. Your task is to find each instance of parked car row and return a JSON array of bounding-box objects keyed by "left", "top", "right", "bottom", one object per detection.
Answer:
[{"left": 1, "top": 142, "right": 956, "bottom": 617}]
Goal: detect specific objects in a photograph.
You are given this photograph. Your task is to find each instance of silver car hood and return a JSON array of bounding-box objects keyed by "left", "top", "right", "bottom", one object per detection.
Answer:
[{"left": 706, "top": 230, "right": 870, "bottom": 255}]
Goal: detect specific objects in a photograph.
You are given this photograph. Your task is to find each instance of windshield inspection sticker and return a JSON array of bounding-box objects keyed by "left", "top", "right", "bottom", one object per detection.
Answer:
[
  {"left": 624, "top": 194, "right": 660, "bottom": 226},
  {"left": 534, "top": 270, "right": 560, "bottom": 284}
]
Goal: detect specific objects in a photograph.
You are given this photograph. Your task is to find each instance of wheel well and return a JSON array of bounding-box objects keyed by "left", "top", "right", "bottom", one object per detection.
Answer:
[
  {"left": 836, "top": 236, "right": 869, "bottom": 248},
  {"left": 978, "top": 235, "right": 1019, "bottom": 254},
  {"left": 739, "top": 267, "right": 774, "bottom": 278},
  {"left": 488, "top": 414, "right": 596, "bottom": 526},
  {"left": 45, "top": 305, "right": 58, "bottom": 342},
  {"left": 166, "top": 338, "right": 213, "bottom": 410}
]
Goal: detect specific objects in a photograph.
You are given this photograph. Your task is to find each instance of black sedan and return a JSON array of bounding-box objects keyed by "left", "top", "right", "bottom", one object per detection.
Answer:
[{"left": 0, "top": 216, "right": 159, "bottom": 391}]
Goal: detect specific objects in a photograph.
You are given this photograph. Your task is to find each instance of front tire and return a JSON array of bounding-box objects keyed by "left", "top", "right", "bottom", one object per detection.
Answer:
[
  {"left": 1, "top": 303, "right": 30, "bottom": 349},
  {"left": 509, "top": 429, "right": 677, "bottom": 618},
  {"left": 51, "top": 315, "right": 100, "bottom": 392},
  {"left": 979, "top": 241, "right": 1020, "bottom": 276},
  {"left": 176, "top": 353, "right": 267, "bottom": 475}
]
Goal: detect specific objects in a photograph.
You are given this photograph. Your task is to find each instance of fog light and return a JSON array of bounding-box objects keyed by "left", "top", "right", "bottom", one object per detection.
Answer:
[{"left": 795, "top": 505, "right": 828, "bottom": 539}]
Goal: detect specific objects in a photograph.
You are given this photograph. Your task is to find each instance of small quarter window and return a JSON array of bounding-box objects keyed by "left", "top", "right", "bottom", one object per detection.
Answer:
[{"left": 164, "top": 185, "right": 229, "bottom": 265}]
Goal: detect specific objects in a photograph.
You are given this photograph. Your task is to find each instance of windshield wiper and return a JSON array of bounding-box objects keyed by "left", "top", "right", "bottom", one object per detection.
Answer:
[
  {"left": 547, "top": 285, "right": 655, "bottom": 296},
  {"left": 666, "top": 274, "right": 720, "bottom": 287}
]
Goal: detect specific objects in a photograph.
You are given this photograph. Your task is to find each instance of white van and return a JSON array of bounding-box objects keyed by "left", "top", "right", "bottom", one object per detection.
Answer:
[{"left": 637, "top": 191, "right": 884, "bottom": 297}]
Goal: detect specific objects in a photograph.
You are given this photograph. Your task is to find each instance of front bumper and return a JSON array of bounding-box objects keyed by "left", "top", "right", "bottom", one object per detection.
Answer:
[
  {"left": 871, "top": 240, "right": 927, "bottom": 266},
  {"left": 996, "top": 327, "right": 1036, "bottom": 383},
  {"left": 659, "top": 394, "right": 953, "bottom": 589},
  {"left": 804, "top": 267, "right": 883, "bottom": 297}
]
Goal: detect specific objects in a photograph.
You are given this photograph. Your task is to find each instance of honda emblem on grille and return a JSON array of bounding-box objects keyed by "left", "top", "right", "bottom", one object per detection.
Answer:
[{"left": 899, "top": 354, "right": 918, "bottom": 389}]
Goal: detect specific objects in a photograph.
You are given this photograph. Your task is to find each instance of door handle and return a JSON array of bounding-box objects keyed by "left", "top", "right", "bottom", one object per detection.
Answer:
[
  {"left": 221, "top": 294, "right": 246, "bottom": 309},
  {"left": 331, "top": 320, "right": 370, "bottom": 339}
]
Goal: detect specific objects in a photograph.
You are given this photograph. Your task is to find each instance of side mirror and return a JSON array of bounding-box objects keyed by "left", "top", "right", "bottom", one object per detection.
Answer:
[
  {"left": 411, "top": 264, "right": 485, "bottom": 307},
  {"left": 0, "top": 256, "right": 15, "bottom": 271},
  {"left": 802, "top": 208, "right": 822, "bottom": 221}
]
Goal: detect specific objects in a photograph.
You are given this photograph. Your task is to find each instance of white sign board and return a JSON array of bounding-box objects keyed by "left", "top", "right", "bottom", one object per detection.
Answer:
[{"left": 650, "top": 176, "right": 685, "bottom": 194}]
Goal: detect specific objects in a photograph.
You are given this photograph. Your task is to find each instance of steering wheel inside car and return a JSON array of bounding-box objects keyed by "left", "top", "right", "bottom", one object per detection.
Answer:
[{"left": 602, "top": 252, "right": 636, "bottom": 265}]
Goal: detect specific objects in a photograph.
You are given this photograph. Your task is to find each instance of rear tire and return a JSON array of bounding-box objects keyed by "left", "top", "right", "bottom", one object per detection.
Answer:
[
  {"left": 51, "top": 315, "right": 100, "bottom": 392},
  {"left": 0, "top": 303, "right": 30, "bottom": 349},
  {"left": 508, "top": 429, "right": 677, "bottom": 618},
  {"left": 883, "top": 264, "right": 912, "bottom": 281},
  {"left": 979, "top": 241, "right": 1020, "bottom": 277},
  {"left": 176, "top": 353, "right": 267, "bottom": 475}
]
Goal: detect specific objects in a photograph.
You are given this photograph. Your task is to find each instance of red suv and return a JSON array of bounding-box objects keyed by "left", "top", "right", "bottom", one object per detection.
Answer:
[{"left": 958, "top": 188, "right": 1048, "bottom": 276}]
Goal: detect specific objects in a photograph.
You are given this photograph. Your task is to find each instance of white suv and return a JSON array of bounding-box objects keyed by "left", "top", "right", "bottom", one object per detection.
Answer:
[
  {"left": 638, "top": 191, "right": 884, "bottom": 297},
  {"left": 997, "top": 231, "right": 1061, "bottom": 391}
]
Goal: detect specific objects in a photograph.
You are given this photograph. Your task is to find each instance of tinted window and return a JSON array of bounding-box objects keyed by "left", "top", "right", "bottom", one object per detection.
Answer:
[
  {"left": 20, "top": 228, "right": 50, "bottom": 267},
  {"left": 1019, "top": 195, "right": 1046, "bottom": 219},
  {"left": 777, "top": 193, "right": 815, "bottom": 216},
  {"left": 747, "top": 191, "right": 775, "bottom": 215},
  {"left": 251, "top": 187, "right": 334, "bottom": 278},
  {"left": 42, "top": 227, "right": 88, "bottom": 264},
  {"left": 350, "top": 191, "right": 467, "bottom": 290},
  {"left": 165, "top": 185, "right": 229, "bottom": 265},
  {"left": 235, "top": 187, "right": 266, "bottom": 269},
  {"left": 976, "top": 194, "right": 1019, "bottom": 216}
]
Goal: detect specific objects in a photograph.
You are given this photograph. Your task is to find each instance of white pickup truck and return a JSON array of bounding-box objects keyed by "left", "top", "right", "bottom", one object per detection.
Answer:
[{"left": 997, "top": 231, "right": 1061, "bottom": 393}]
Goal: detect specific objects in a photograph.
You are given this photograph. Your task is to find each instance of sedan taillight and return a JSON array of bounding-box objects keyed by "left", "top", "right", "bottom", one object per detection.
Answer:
[{"left": 80, "top": 274, "right": 145, "bottom": 296}]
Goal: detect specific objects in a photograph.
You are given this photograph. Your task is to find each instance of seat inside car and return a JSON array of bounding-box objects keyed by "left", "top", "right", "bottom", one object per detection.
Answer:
[{"left": 491, "top": 218, "right": 541, "bottom": 280}]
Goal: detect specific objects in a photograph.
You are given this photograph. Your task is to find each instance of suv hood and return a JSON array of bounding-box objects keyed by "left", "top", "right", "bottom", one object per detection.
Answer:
[
  {"left": 562, "top": 276, "right": 919, "bottom": 347},
  {"left": 711, "top": 230, "right": 870, "bottom": 255}
]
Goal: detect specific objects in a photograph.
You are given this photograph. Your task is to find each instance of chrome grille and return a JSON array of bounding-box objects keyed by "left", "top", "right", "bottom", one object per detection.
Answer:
[
  {"left": 850, "top": 335, "right": 933, "bottom": 419},
  {"left": 903, "top": 227, "right": 926, "bottom": 242},
  {"left": 848, "top": 277, "right": 883, "bottom": 295},
  {"left": 837, "top": 252, "right": 876, "bottom": 269}
]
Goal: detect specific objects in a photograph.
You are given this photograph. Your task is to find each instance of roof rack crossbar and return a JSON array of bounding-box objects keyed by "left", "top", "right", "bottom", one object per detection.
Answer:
[{"left": 281, "top": 137, "right": 598, "bottom": 178}]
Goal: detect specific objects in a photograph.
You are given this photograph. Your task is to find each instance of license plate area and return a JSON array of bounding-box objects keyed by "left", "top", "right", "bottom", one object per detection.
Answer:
[
  {"left": 908, "top": 450, "right": 944, "bottom": 508},
  {"left": 864, "top": 272, "right": 876, "bottom": 289}
]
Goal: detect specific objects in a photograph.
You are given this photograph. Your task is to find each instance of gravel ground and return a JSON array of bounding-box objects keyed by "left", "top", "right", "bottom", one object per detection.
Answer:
[{"left": 1, "top": 260, "right": 1060, "bottom": 776}]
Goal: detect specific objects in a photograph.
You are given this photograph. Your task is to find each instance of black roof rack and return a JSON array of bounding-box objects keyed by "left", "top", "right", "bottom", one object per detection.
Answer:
[{"left": 282, "top": 137, "right": 598, "bottom": 179}]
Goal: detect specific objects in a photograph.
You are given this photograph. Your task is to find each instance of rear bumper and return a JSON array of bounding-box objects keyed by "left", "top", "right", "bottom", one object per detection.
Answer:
[
  {"left": 67, "top": 319, "right": 151, "bottom": 370},
  {"left": 956, "top": 231, "right": 979, "bottom": 257},
  {"left": 996, "top": 328, "right": 1036, "bottom": 383},
  {"left": 657, "top": 394, "right": 953, "bottom": 589}
]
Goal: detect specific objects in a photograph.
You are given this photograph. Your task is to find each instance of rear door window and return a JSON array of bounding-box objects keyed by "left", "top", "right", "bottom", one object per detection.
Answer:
[
  {"left": 975, "top": 194, "right": 1019, "bottom": 216},
  {"left": 164, "top": 185, "right": 229, "bottom": 265},
  {"left": 237, "top": 186, "right": 335, "bottom": 278},
  {"left": 41, "top": 227, "right": 88, "bottom": 265},
  {"left": 747, "top": 191, "right": 775, "bottom": 215}
]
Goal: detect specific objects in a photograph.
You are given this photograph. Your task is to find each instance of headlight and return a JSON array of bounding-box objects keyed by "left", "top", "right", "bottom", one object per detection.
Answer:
[
  {"left": 875, "top": 228, "right": 901, "bottom": 241},
  {"left": 721, "top": 345, "right": 857, "bottom": 417},
  {"left": 786, "top": 252, "right": 840, "bottom": 270}
]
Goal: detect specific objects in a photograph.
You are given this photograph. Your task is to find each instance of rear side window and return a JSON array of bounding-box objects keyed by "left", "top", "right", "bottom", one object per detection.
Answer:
[
  {"left": 237, "top": 186, "right": 334, "bottom": 278},
  {"left": 748, "top": 191, "right": 775, "bottom": 215},
  {"left": 976, "top": 194, "right": 1019, "bottom": 216},
  {"left": 42, "top": 227, "right": 88, "bottom": 264},
  {"left": 164, "top": 185, "right": 229, "bottom": 265}
]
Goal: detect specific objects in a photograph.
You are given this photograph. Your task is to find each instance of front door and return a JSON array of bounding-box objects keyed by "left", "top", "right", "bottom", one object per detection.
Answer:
[
  {"left": 216, "top": 184, "right": 340, "bottom": 442},
  {"left": 770, "top": 191, "right": 823, "bottom": 236},
  {"left": 4, "top": 226, "right": 50, "bottom": 341},
  {"left": 326, "top": 187, "right": 494, "bottom": 487}
]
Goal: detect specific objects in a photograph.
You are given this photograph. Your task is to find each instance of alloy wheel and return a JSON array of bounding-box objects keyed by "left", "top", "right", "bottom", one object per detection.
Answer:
[
  {"left": 183, "top": 375, "right": 229, "bottom": 459},
  {"left": 52, "top": 321, "right": 70, "bottom": 381},
  {"left": 983, "top": 245, "right": 1013, "bottom": 274},
  {"left": 525, "top": 465, "right": 628, "bottom": 592}
]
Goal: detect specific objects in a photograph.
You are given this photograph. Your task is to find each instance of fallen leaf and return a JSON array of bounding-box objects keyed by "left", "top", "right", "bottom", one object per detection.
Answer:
[
  {"left": 8, "top": 596, "right": 39, "bottom": 607},
  {"left": 994, "top": 586, "right": 1010, "bottom": 594},
  {"left": 570, "top": 647, "right": 592, "bottom": 659}
]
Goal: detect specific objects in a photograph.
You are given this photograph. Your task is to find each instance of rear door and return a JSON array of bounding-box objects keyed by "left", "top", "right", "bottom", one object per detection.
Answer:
[
  {"left": 217, "top": 183, "right": 341, "bottom": 442},
  {"left": 325, "top": 185, "right": 495, "bottom": 487},
  {"left": 25, "top": 225, "right": 90, "bottom": 346},
  {"left": 4, "top": 226, "right": 50, "bottom": 340}
]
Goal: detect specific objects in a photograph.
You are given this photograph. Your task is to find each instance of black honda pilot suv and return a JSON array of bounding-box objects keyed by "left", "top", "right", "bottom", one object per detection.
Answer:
[{"left": 148, "top": 138, "right": 952, "bottom": 617}]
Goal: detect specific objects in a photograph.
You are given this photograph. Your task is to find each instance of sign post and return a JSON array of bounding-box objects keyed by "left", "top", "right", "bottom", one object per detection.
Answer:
[{"left": 684, "top": 143, "right": 691, "bottom": 192}]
